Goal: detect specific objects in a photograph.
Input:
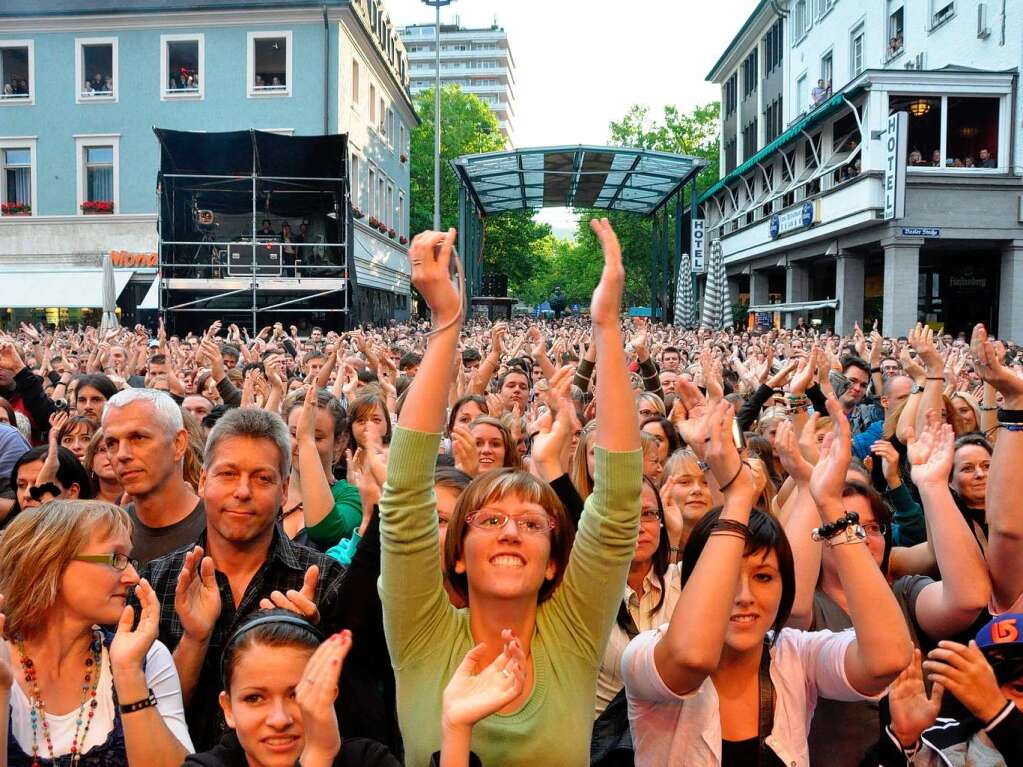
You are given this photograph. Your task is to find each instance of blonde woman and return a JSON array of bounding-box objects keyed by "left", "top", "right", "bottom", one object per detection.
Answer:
[{"left": 0, "top": 499, "right": 192, "bottom": 766}]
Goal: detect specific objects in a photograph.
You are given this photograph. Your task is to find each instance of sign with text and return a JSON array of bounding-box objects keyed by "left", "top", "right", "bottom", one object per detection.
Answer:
[
  {"left": 111, "top": 250, "right": 157, "bottom": 267},
  {"left": 884, "top": 111, "right": 908, "bottom": 221},
  {"left": 901, "top": 227, "right": 940, "bottom": 237},
  {"left": 769, "top": 200, "right": 819, "bottom": 239},
  {"left": 691, "top": 219, "right": 706, "bottom": 273}
]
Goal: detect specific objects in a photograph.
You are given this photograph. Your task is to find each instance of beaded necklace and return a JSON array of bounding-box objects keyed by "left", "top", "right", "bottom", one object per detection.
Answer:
[{"left": 15, "top": 629, "right": 103, "bottom": 767}]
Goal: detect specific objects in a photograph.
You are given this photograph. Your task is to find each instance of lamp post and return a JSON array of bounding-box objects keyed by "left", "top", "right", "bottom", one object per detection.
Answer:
[{"left": 422, "top": 0, "right": 453, "bottom": 231}]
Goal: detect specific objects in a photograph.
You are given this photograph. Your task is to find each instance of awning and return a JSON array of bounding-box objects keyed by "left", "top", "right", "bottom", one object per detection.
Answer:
[
  {"left": 140, "top": 277, "right": 159, "bottom": 310},
  {"left": 452, "top": 145, "right": 706, "bottom": 216},
  {"left": 748, "top": 299, "right": 839, "bottom": 313},
  {"left": 699, "top": 85, "right": 865, "bottom": 205},
  {"left": 0, "top": 267, "right": 134, "bottom": 308}
]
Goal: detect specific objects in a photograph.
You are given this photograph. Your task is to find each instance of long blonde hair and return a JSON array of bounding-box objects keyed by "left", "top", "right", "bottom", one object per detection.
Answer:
[
  {"left": 0, "top": 499, "right": 132, "bottom": 640},
  {"left": 570, "top": 421, "right": 598, "bottom": 501}
]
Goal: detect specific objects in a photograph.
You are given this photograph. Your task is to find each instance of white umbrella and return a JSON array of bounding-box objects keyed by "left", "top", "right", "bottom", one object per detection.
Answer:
[
  {"left": 674, "top": 253, "right": 696, "bottom": 329},
  {"left": 700, "top": 239, "right": 733, "bottom": 331},
  {"left": 99, "top": 251, "right": 119, "bottom": 331}
]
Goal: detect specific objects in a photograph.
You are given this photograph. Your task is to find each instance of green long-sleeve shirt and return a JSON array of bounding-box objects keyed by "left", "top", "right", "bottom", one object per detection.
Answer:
[{"left": 379, "top": 426, "right": 642, "bottom": 767}]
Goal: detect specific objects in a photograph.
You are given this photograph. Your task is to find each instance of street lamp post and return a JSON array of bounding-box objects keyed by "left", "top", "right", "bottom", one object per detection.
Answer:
[{"left": 422, "top": 0, "right": 452, "bottom": 231}]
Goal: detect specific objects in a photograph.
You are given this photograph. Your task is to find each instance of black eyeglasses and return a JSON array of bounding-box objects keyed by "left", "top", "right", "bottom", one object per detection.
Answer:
[{"left": 73, "top": 553, "right": 139, "bottom": 571}]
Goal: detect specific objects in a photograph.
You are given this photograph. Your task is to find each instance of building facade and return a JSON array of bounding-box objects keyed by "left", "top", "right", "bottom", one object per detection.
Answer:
[
  {"left": 701, "top": 0, "right": 1023, "bottom": 340},
  {"left": 400, "top": 20, "right": 516, "bottom": 145},
  {"left": 0, "top": 0, "right": 415, "bottom": 329}
]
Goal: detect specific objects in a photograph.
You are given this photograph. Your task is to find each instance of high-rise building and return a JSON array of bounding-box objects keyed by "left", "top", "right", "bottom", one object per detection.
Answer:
[{"left": 400, "top": 20, "right": 516, "bottom": 145}]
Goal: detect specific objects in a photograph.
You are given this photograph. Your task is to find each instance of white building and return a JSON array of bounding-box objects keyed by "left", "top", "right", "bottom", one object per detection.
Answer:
[
  {"left": 400, "top": 20, "right": 516, "bottom": 145},
  {"left": 700, "top": 0, "right": 1023, "bottom": 339}
]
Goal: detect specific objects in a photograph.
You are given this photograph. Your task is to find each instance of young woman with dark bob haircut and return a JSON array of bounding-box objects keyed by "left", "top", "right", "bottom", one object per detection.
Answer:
[
  {"left": 379, "top": 221, "right": 641, "bottom": 767},
  {"left": 623, "top": 397, "right": 913, "bottom": 766}
]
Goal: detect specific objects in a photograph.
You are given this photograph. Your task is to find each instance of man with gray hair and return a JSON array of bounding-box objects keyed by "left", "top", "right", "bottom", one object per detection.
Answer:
[
  {"left": 102, "top": 387, "right": 202, "bottom": 565},
  {"left": 139, "top": 406, "right": 400, "bottom": 754}
]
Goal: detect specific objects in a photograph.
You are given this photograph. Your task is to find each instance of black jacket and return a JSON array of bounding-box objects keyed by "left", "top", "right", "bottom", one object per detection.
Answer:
[{"left": 183, "top": 731, "right": 400, "bottom": 767}]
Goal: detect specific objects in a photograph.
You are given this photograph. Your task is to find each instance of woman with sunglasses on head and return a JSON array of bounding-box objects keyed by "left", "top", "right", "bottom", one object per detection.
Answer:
[
  {"left": 623, "top": 398, "right": 913, "bottom": 766},
  {"left": 0, "top": 499, "right": 191, "bottom": 766},
  {"left": 379, "top": 222, "right": 641, "bottom": 767}
]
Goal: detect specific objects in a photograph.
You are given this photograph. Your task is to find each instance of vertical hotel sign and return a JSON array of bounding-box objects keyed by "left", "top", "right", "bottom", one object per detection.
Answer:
[
  {"left": 691, "top": 219, "right": 706, "bottom": 273},
  {"left": 884, "top": 111, "right": 907, "bottom": 221}
]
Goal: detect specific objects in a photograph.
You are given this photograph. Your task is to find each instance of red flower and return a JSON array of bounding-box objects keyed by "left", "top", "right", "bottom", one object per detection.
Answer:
[
  {"left": 1, "top": 202, "right": 30, "bottom": 214},
  {"left": 81, "top": 200, "right": 114, "bottom": 213},
  {"left": 399, "top": 235, "right": 408, "bottom": 245}
]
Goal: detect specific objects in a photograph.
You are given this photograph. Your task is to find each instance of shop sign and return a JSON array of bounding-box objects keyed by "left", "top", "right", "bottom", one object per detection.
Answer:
[
  {"left": 111, "top": 250, "right": 158, "bottom": 267},
  {"left": 691, "top": 219, "right": 706, "bottom": 273},
  {"left": 769, "top": 200, "right": 818, "bottom": 239},
  {"left": 901, "top": 227, "right": 940, "bottom": 237},
  {"left": 884, "top": 112, "right": 908, "bottom": 221}
]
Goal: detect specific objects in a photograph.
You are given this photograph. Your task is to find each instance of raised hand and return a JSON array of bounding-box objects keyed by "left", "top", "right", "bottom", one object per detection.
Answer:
[
  {"left": 409, "top": 229, "right": 461, "bottom": 324},
  {"left": 870, "top": 439, "right": 903, "bottom": 489},
  {"left": 110, "top": 578, "right": 160, "bottom": 671},
  {"left": 174, "top": 546, "right": 222, "bottom": 642},
  {"left": 703, "top": 400, "right": 748, "bottom": 496},
  {"left": 923, "top": 640, "right": 1004, "bottom": 724},
  {"left": 971, "top": 323, "right": 1023, "bottom": 408},
  {"left": 296, "top": 631, "right": 353, "bottom": 765},
  {"left": 888, "top": 649, "right": 943, "bottom": 748},
  {"left": 588, "top": 218, "right": 624, "bottom": 327},
  {"left": 259, "top": 565, "right": 321, "bottom": 623},
  {"left": 442, "top": 630, "right": 526, "bottom": 732},
  {"left": 908, "top": 323, "right": 943, "bottom": 375},
  {"left": 296, "top": 382, "right": 319, "bottom": 445},
  {"left": 0, "top": 340, "right": 26, "bottom": 374},
  {"left": 906, "top": 416, "right": 954, "bottom": 487},
  {"left": 451, "top": 425, "right": 479, "bottom": 476},
  {"left": 808, "top": 396, "right": 852, "bottom": 508},
  {"left": 775, "top": 419, "right": 813, "bottom": 485}
]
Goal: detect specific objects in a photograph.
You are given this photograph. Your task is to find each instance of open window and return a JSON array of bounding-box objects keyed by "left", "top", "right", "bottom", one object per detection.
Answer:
[
  {"left": 0, "top": 41, "right": 33, "bottom": 104},
  {"left": 887, "top": 4, "right": 905, "bottom": 59},
  {"left": 247, "top": 31, "right": 292, "bottom": 97},
  {"left": 162, "top": 34, "right": 204, "bottom": 99},
  {"left": 76, "top": 38, "right": 117, "bottom": 102}
]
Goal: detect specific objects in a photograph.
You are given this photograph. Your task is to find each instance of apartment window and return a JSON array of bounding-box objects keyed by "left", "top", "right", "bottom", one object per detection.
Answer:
[
  {"left": 742, "top": 51, "right": 758, "bottom": 99},
  {"left": 764, "top": 96, "right": 783, "bottom": 143},
  {"left": 742, "top": 119, "right": 759, "bottom": 161},
  {"left": 399, "top": 122, "right": 406, "bottom": 158},
  {"left": 162, "top": 35, "right": 203, "bottom": 99},
  {"left": 0, "top": 141, "right": 35, "bottom": 215},
  {"left": 398, "top": 192, "right": 405, "bottom": 238},
  {"left": 76, "top": 38, "right": 117, "bottom": 102},
  {"left": 367, "top": 167, "right": 376, "bottom": 215},
  {"left": 724, "top": 138, "right": 737, "bottom": 174},
  {"left": 386, "top": 108, "right": 394, "bottom": 145},
  {"left": 762, "top": 19, "right": 783, "bottom": 76},
  {"left": 796, "top": 74, "right": 808, "bottom": 112},
  {"left": 0, "top": 41, "right": 33, "bottom": 103},
  {"left": 813, "top": 0, "right": 836, "bottom": 19},
  {"left": 369, "top": 83, "right": 376, "bottom": 124},
  {"left": 247, "top": 31, "right": 292, "bottom": 97},
  {"left": 850, "top": 25, "right": 865, "bottom": 76},
  {"left": 76, "top": 135, "right": 119, "bottom": 214},
  {"left": 792, "top": 0, "right": 810, "bottom": 40},
  {"left": 350, "top": 153, "right": 360, "bottom": 208},
  {"left": 724, "top": 73, "right": 737, "bottom": 116},
  {"left": 378, "top": 96, "right": 385, "bottom": 132},
  {"left": 887, "top": 5, "right": 904, "bottom": 57},
  {"left": 930, "top": 1, "right": 954, "bottom": 29},
  {"left": 891, "top": 94, "right": 1002, "bottom": 169},
  {"left": 819, "top": 52, "right": 832, "bottom": 90},
  {"left": 376, "top": 176, "right": 384, "bottom": 223},
  {"left": 386, "top": 183, "right": 393, "bottom": 229},
  {"left": 351, "top": 59, "right": 360, "bottom": 107}
]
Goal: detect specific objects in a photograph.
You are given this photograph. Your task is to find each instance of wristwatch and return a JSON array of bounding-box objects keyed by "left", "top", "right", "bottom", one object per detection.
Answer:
[
  {"left": 911, "top": 384, "right": 924, "bottom": 394},
  {"left": 28, "top": 482, "right": 62, "bottom": 502}
]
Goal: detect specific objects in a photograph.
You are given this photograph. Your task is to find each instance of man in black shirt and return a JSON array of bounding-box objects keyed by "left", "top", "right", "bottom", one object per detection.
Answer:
[
  {"left": 141, "top": 406, "right": 398, "bottom": 754},
  {"left": 102, "top": 388, "right": 203, "bottom": 566}
]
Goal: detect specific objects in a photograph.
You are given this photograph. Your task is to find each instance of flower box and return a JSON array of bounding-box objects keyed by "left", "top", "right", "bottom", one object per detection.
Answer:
[
  {"left": 352, "top": 206, "right": 364, "bottom": 219},
  {"left": 81, "top": 200, "right": 114, "bottom": 214},
  {"left": 387, "top": 228, "right": 396, "bottom": 238},
  {"left": 399, "top": 235, "right": 408, "bottom": 245},
  {"left": 400, "top": 154, "right": 408, "bottom": 164},
  {"left": 368, "top": 216, "right": 379, "bottom": 228},
  {"left": 1, "top": 202, "right": 30, "bottom": 215}
]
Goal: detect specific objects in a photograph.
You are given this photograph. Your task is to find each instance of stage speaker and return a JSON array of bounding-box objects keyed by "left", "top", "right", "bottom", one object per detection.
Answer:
[
  {"left": 228, "top": 242, "right": 282, "bottom": 276},
  {"left": 482, "top": 272, "right": 507, "bottom": 297}
]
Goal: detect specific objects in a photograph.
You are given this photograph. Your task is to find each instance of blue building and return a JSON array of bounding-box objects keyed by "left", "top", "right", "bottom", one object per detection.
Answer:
[{"left": 0, "top": 0, "right": 415, "bottom": 328}]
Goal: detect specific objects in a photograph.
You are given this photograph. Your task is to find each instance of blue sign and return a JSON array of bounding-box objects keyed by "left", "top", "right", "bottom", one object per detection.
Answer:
[
  {"left": 901, "top": 227, "right": 940, "bottom": 237},
  {"left": 770, "top": 201, "right": 817, "bottom": 239}
]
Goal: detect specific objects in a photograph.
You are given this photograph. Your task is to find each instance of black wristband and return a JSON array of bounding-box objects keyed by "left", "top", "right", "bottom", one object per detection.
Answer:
[
  {"left": 870, "top": 367, "right": 880, "bottom": 373},
  {"left": 997, "top": 408, "right": 1023, "bottom": 424},
  {"left": 119, "top": 688, "right": 158, "bottom": 714}
]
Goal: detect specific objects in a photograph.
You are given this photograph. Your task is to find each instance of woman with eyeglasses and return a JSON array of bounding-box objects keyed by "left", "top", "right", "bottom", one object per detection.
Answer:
[
  {"left": 379, "top": 222, "right": 641, "bottom": 767},
  {"left": 778, "top": 415, "right": 992, "bottom": 767},
  {"left": 0, "top": 499, "right": 192, "bottom": 766}
]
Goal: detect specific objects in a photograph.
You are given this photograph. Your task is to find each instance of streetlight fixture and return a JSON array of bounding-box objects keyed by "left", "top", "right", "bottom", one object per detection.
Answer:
[{"left": 421, "top": 0, "right": 453, "bottom": 231}]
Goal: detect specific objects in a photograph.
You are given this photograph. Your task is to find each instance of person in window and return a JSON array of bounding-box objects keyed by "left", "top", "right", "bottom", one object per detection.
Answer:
[
  {"left": 91, "top": 72, "right": 108, "bottom": 93},
  {"left": 931, "top": 150, "right": 943, "bottom": 167},
  {"left": 254, "top": 75, "right": 265, "bottom": 88},
  {"left": 963, "top": 156, "right": 976, "bottom": 168},
  {"left": 907, "top": 149, "right": 923, "bottom": 166},
  {"left": 271, "top": 76, "right": 283, "bottom": 89},
  {"left": 979, "top": 148, "right": 997, "bottom": 168},
  {"left": 811, "top": 79, "right": 828, "bottom": 106},
  {"left": 281, "top": 221, "right": 297, "bottom": 276},
  {"left": 258, "top": 219, "right": 276, "bottom": 239}
]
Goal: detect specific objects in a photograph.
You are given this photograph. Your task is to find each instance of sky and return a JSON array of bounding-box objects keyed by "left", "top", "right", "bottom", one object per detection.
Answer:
[{"left": 385, "top": 0, "right": 761, "bottom": 236}]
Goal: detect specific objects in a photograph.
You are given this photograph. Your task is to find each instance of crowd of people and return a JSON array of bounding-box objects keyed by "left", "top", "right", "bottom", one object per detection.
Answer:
[
  {"left": 0, "top": 219, "right": 1022, "bottom": 766},
  {"left": 906, "top": 148, "right": 997, "bottom": 169}
]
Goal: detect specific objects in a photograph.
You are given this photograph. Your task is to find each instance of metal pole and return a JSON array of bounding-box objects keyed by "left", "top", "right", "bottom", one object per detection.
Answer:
[
  {"left": 433, "top": 5, "right": 441, "bottom": 230},
  {"left": 673, "top": 191, "right": 683, "bottom": 325},
  {"left": 252, "top": 171, "right": 258, "bottom": 334}
]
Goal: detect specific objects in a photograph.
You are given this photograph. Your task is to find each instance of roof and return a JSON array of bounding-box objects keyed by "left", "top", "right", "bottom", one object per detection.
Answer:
[
  {"left": 705, "top": 0, "right": 776, "bottom": 82},
  {"left": 452, "top": 145, "right": 706, "bottom": 217},
  {"left": 698, "top": 84, "right": 865, "bottom": 205},
  {"left": 0, "top": 0, "right": 351, "bottom": 15}
]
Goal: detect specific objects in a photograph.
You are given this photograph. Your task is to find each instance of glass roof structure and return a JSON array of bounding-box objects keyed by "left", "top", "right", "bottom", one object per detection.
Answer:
[{"left": 452, "top": 145, "right": 706, "bottom": 217}]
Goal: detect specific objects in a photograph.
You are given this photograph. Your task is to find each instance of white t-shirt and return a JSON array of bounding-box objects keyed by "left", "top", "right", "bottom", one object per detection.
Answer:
[
  {"left": 622, "top": 625, "right": 876, "bottom": 767},
  {"left": 11, "top": 639, "right": 193, "bottom": 758}
]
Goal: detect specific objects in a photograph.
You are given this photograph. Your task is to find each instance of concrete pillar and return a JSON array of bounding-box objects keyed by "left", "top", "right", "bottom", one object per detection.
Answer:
[
  {"left": 834, "top": 252, "right": 865, "bottom": 335},
  {"left": 881, "top": 237, "right": 922, "bottom": 337},
  {"left": 784, "top": 262, "right": 809, "bottom": 329},
  {"left": 998, "top": 240, "right": 1023, "bottom": 341},
  {"left": 749, "top": 268, "right": 769, "bottom": 307}
]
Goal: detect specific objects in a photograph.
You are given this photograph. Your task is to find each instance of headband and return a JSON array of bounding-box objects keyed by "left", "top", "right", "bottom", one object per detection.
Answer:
[{"left": 220, "top": 612, "right": 325, "bottom": 688}]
